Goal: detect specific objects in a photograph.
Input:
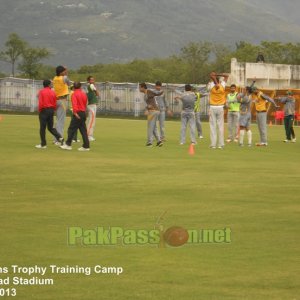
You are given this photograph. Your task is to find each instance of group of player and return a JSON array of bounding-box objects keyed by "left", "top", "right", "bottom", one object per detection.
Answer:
[
  {"left": 36, "top": 67, "right": 297, "bottom": 151},
  {"left": 35, "top": 65, "right": 99, "bottom": 151},
  {"left": 140, "top": 72, "right": 297, "bottom": 148}
]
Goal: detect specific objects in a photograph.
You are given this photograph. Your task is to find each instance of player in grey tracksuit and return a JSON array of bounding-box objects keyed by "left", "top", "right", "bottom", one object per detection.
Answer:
[
  {"left": 276, "top": 91, "right": 296, "bottom": 142},
  {"left": 139, "top": 82, "right": 163, "bottom": 147},
  {"left": 154, "top": 81, "right": 170, "bottom": 141},
  {"left": 175, "top": 84, "right": 197, "bottom": 145},
  {"left": 237, "top": 87, "right": 252, "bottom": 146}
]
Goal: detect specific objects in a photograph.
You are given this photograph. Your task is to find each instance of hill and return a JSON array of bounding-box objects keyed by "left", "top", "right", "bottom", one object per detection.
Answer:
[{"left": 0, "top": 0, "right": 300, "bottom": 70}]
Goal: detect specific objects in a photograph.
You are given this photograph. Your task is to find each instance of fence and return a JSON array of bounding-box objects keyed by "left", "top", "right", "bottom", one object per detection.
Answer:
[
  {"left": 1, "top": 77, "right": 299, "bottom": 123},
  {"left": 0, "top": 77, "right": 210, "bottom": 117}
]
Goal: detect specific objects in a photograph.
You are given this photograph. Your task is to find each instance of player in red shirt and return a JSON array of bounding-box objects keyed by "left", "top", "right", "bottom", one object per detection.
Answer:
[
  {"left": 35, "top": 80, "right": 64, "bottom": 149},
  {"left": 60, "top": 82, "right": 90, "bottom": 151}
]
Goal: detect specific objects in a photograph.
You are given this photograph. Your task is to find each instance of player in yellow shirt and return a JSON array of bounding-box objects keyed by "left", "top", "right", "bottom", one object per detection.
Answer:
[
  {"left": 251, "top": 87, "right": 279, "bottom": 146},
  {"left": 207, "top": 72, "right": 226, "bottom": 149},
  {"left": 53, "top": 65, "right": 71, "bottom": 145}
]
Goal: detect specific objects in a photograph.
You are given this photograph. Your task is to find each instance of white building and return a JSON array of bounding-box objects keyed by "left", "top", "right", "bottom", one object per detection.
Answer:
[{"left": 228, "top": 58, "right": 300, "bottom": 89}]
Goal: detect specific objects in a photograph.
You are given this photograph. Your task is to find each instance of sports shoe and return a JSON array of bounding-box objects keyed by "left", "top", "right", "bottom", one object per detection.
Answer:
[
  {"left": 226, "top": 138, "right": 232, "bottom": 143},
  {"left": 156, "top": 141, "right": 163, "bottom": 147},
  {"left": 234, "top": 138, "right": 238, "bottom": 143},
  {"left": 88, "top": 136, "right": 96, "bottom": 142},
  {"left": 283, "top": 139, "right": 290, "bottom": 143},
  {"left": 53, "top": 141, "right": 60, "bottom": 146},
  {"left": 256, "top": 143, "right": 267, "bottom": 147},
  {"left": 58, "top": 137, "right": 64, "bottom": 145},
  {"left": 218, "top": 146, "right": 224, "bottom": 149},
  {"left": 78, "top": 147, "right": 90, "bottom": 151},
  {"left": 191, "top": 142, "right": 197, "bottom": 145},
  {"left": 60, "top": 144, "right": 72, "bottom": 150},
  {"left": 239, "top": 143, "right": 244, "bottom": 147},
  {"left": 292, "top": 138, "right": 296, "bottom": 143},
  {"left": 210, "top": 146, "right": 216, "bottom": 149},
  {"left": 180, "top": 143, "right": 185, "bottom": 145},
  {"left": 72, "top": 139, "right": 81, "bottom": 143},
  {"left": 199, "top": 135, "right": 204, "bottom": 139},
  {"left": 146, "top": 143, "right": 153, "bottom": 147},
  {"left": 35, "top": 144, "right": 47, "bottom": 149}
]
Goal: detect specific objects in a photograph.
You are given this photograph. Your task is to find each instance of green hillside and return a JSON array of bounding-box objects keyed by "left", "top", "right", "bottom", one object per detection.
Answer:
[{"left": 0, "top": 0, "right": 300, "bottom": 69}]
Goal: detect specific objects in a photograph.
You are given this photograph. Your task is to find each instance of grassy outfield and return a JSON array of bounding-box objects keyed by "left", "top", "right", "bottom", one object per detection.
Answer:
[{"left": 0, "top": 114, "right": 299, "bottom": 300}]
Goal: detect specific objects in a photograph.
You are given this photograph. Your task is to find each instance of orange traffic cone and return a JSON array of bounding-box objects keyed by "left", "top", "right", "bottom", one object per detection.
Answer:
[{"left": 188, "top": 144, "right": 195, "bottom": 155}]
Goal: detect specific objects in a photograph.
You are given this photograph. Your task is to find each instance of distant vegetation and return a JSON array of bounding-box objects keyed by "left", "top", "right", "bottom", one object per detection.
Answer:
[
  {"left": 0, "top": 33, "right": 50, "bottom": 78},
  {"left": 2, "top": 33, "right": 300, "bottom": 84}
]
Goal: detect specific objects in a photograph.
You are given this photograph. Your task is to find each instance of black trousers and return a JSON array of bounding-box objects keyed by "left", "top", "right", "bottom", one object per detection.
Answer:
[
  {"left": 284, "top": 115, "right": 295, "bottom": 140},
  {"left": 39, "top": 108, "right": 62, "bottom": 146},
  {"left": 66, "top": 111, "right": 90, "bottom": 148}
]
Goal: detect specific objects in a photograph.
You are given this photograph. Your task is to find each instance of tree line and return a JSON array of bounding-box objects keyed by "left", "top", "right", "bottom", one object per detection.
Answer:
[{"left": 1, "top": 33, "right": 300, "bottom": 83}]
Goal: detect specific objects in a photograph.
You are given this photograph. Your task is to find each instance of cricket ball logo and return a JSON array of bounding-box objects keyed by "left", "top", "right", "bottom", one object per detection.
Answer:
[{"left": 155, "top": 211, "right": 189, "bottom": 247}]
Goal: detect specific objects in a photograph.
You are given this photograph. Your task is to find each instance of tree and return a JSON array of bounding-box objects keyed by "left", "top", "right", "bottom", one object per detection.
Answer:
[
  {"left": 180, "top": 42, "right": 212, "bottom": 83},
  {"left": 149, "top": 56, "right": 188, "bottom": 83},
  {"left": 38, "top": 65, "right": 56, "bottom": 80},
  {"left": 0, "top": 33, "right": 27, "bottom": 76},
  {"left": 285, "top": 43, "right": 300, "bottom": 65},
  {"left": 77, "top": 63, "right": 104, "bottom": 74},
  {"left": 259, "top": 41, "right": 300, "bottom": 65},
  {"left": 232, "top": 41, "right": 261, "bottom": 63},
  {"left": 211, "top": 43, "right": 232, "bottom": 74},
  {"left": 18, "top": 47, "right": 50, "bottom": 79}
]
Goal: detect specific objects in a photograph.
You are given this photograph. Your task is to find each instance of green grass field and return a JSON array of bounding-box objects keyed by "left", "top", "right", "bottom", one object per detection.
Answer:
[{"left": 0, "top": 114, "right": 299, "bottom": 300}]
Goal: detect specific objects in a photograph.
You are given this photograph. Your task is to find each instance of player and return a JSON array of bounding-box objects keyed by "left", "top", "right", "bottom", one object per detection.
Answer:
[
  {"left": 154, "top": 81, "right": 171, "bottom": 141},
  {"left": 175, "top": 84, "right": 197, "bottom": 145},
  {"left": 237, "top": 86, "right": 252, "bottom": 146},
  {"left": 276, "top": 90, "right": 296, "bottom": 143},
  {"left": 53, "top": 65, "right": 71, "bottom": 145},
  {"left": 35, "top": 79, "right": 64, "bottom": 149},
  {"left": 86, "top": 76, "right": 100, "bottom": 142},
  {"left": 139, "top": 82, "right": 163, "bottom": 147},
  {"left": 226, "top": 84, "right": 240, "bottom": 143},
  {"left": 60, "top": 82, "right": 90, "bottom": 151},
  {"left": 68, "top": 84, "right": 80, "bottom": 143},
  {"left": 193, "top": 86, "right": 208, "bottom": 139},
  {"left": 207, "top": 72, "right": 226, "bottom": 149},
  {"left": 250, "top": 87, "right": 279, "bottom": 146}
]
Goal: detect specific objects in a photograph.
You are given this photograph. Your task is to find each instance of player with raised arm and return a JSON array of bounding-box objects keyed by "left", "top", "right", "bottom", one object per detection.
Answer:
[
  {"left": 154, "top": 81, "right": 171, "bottom": 142},
  {"left": 250, "top": 87, "right": 279, "bottom": 146},
  {"left": 276, "top": 90, "right": 296, "bottom": 143},
  {"left": 207, "top": 72, "right": 226, "bottom": 149},
  {"left": 139, "top": 82, "right": 164, "bottom": 147},
  {"left": 193, "top": 86, "right": 208, "bottom": 139}
]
